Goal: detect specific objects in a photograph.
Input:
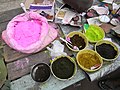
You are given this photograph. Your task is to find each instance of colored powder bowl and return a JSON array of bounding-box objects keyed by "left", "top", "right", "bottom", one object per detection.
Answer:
[
  {"left": 76, "top": 49, "right": 103, "bottom": 72},
  {"left": 66, "top": 31, "right": 88, "bottom": 52},
  {"left": 85, "top": 25, "right": 105, "bottom": 43},
  {"left": 31, "top": 63, "right": 51, "bottom": 82},
  {"left": 95, "top": 40, "right": 119, "bottom": 61},
  {"left": 51, "top": 56, "right": 77, "bottom": 80}
]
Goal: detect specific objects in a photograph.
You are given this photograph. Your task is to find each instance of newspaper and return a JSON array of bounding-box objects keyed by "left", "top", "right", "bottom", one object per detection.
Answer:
[{"left": 55, "top": 0, "right": 82, "bottom": 27}]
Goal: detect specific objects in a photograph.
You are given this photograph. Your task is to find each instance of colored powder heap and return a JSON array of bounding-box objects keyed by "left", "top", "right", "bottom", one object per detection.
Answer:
[
  {"left": 14, "top": 20, "right": 42, "bottom": 47},
  {"left": 85, "top": 25, "right": 104, "bottom": 42},
  {"left": 70, "top": 34, "right": 86, "bottom": 50},
  {"left": 96, "top": 43, "right": 117, "bottom": 59},
  {"left": 2, "top": 12, "right": 58, "bottom": 53},
  {"left": 52, "top": 57, "right": 75, "bottom": 79},
  {"left": 78, "top": 53, "right": 101, "bottom": 69}
]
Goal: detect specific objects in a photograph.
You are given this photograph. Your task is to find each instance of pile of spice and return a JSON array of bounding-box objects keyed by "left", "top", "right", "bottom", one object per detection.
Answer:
[
  {"left": 78, "top": 52, "right": 101, "bottom": 70},
  {"left": 52, "top": 57, "right": 75, "bottom": 79},
  {"left": 31, "top": 63, "right": 51, "bottom": 82},
  {"left": 85, "top": 25, "right": 104, "bottom": 42},
  {"left": 69, "top": 34, "right": 86, "bottom": 50},
  {"left": 96, "top": 43, "right": 118, "bottom": 59}
]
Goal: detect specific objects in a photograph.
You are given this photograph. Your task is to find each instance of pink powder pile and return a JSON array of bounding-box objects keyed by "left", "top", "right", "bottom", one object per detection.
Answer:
[
  {"left": 2, "top": 12, "right": 58, "bottom": 53},
  {"left": 14, "top": 20, "right": 42, "bottom": 47}
]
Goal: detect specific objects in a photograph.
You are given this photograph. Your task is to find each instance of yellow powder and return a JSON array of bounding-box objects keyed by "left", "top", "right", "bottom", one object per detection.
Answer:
[{"left": 78, "top": 53, "right": 101, "bottom": 69}]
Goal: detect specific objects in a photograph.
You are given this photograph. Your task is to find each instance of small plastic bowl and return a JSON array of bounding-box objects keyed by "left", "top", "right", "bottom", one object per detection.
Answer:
[
  {"left": 95, "top": 40, "right": 119, "bottom": 61},
  {"left": 51, "top": 55, "right": 77, "bottom": 80},
  {"left": 66, "top": 31, "right": 88, "bottom": 52},
  {"left": 31, "top": 63, "right": 51, "bottom": 82},
  {"left": 76, "top": 49, "right": 103, "bottom": 72},
  {"left": 85, "top": 25, "right": 105, "bottom": 43}
]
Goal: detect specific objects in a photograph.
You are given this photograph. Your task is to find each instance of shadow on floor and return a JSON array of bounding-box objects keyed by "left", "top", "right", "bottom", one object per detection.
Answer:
[{"left": 64, "top": 67, "right": 120, "bottom": 90}]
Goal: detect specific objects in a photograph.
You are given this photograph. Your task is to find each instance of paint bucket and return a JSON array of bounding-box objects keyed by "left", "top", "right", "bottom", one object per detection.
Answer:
[
  {"left": 66, "top": 31, "right": 88, "bottom": 52},
  {"left": 95, "top": 40, "right": 119, "bottom": 61},
  {"left": 76, "top": 49, "right": 103, "bottom": 72},
  {"left": 51, "top": 55, "right": 77, "bottom": 80}
]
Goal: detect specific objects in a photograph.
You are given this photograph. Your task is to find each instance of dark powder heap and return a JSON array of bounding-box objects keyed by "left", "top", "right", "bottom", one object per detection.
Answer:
[
  {"left": 52, "top": 57, "right": 75, "bottom": 79},
  {"left": 96, "top": 43, "right": 117, "bottom": 59},
  {"left": 32, "top": 63, "right": 50, "bottom": 82},
  {"left": 70, "top": 34, "right": 86, "bottom": 50}
]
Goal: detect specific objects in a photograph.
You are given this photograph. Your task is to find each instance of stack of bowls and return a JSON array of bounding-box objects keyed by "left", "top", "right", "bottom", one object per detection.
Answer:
[{"left": 51, "top": 55, "right": 77, "bottom": 80}]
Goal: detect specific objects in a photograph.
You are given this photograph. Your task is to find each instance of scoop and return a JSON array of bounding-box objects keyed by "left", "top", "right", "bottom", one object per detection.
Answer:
[
  {"left": 20, "top": 3, "right": 32, "bottom": 20},
  {"left": 20, "top": 3, "right": 27, "bottom": 13},
  {"left": 60, "top": 37, "right": 79, "bottom": 50}
]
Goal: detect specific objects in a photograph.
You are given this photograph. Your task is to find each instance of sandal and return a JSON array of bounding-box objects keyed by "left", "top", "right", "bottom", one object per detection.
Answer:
[{"left": 98, "top": 78, "right": 120, "bottom": 90}]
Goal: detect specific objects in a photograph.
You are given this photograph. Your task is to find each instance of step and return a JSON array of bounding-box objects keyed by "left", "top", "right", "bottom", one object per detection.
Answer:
[{"left": 0, "top": 0, "right": 25, "bottom": 14}]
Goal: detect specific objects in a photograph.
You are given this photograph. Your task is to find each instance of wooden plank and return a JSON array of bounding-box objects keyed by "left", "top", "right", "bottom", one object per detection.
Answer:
[
  {"left": 0, "top": 21, "right": 9, "bottom": 35},
  {"left": 3, "top": 45, "right": 30, "bottom": 63},
  {"left": 7, "top": 50, "right": 50, "bottom": 80},
  {"left": 7, "top": 44, "right": 73, "bottom": 80},
  {"left": 0, "top": 8, "right": 24, "bottom": 35}
]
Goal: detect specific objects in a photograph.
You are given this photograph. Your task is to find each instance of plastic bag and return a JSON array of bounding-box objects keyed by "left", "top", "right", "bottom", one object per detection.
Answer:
[
  {"left": 47, "top": 40, "right": 67, "bottom": 59},
  {"left": 2, "top": 12, "right": 58, "bottom": 53}
]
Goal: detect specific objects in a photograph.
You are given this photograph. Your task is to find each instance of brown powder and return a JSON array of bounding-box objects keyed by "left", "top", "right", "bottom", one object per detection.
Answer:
[{"left": 70, "top": 34, "right": 86, "bottom": 50}]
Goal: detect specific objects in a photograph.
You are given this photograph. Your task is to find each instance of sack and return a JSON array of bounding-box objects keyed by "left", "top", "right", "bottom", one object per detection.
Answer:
[
  {"left": 63, "top": 0, "right": 93, "bottom": 13},
  {"left": 2, "top": 12, "right": 58, "bottom": 53}
]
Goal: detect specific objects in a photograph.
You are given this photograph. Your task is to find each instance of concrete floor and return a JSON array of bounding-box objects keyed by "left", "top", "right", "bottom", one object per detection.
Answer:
[
  {"left": 0, "top": 0, "right": 25, "bottom": 14},
  {"left": 64, "top": 67, "right": 120, "bottom": 90}
]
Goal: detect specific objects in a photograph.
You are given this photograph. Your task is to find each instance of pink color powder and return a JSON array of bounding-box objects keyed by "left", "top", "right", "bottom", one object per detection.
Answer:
[{"left": 14, "top": 20, "right": 42, "bottom": 47}]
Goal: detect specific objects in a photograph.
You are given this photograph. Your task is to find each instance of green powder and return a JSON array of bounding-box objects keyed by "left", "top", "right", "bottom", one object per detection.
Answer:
[{"left": 85, "top": 25, "right": 104, "bottom": 42}]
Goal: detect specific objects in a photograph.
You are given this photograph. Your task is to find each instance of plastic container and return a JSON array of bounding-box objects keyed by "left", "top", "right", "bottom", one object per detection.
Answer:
[
  {"left": 76, "top": 49, "right": 103, "bottom": 72},
  {"left": 85, "top": 25, "right": 105, "bottom": 43},
  {"left": 95, "top": 40, "right": 119, "bottom": 61},
  {"left": 66, "top": 31, "right": 88, "bottom": 52},
  {"left": 51, "top": 55, "right": 77, "bottom": 80},
  {"left": 31, "top": 63, "right": 51, "bottom": 82}
]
